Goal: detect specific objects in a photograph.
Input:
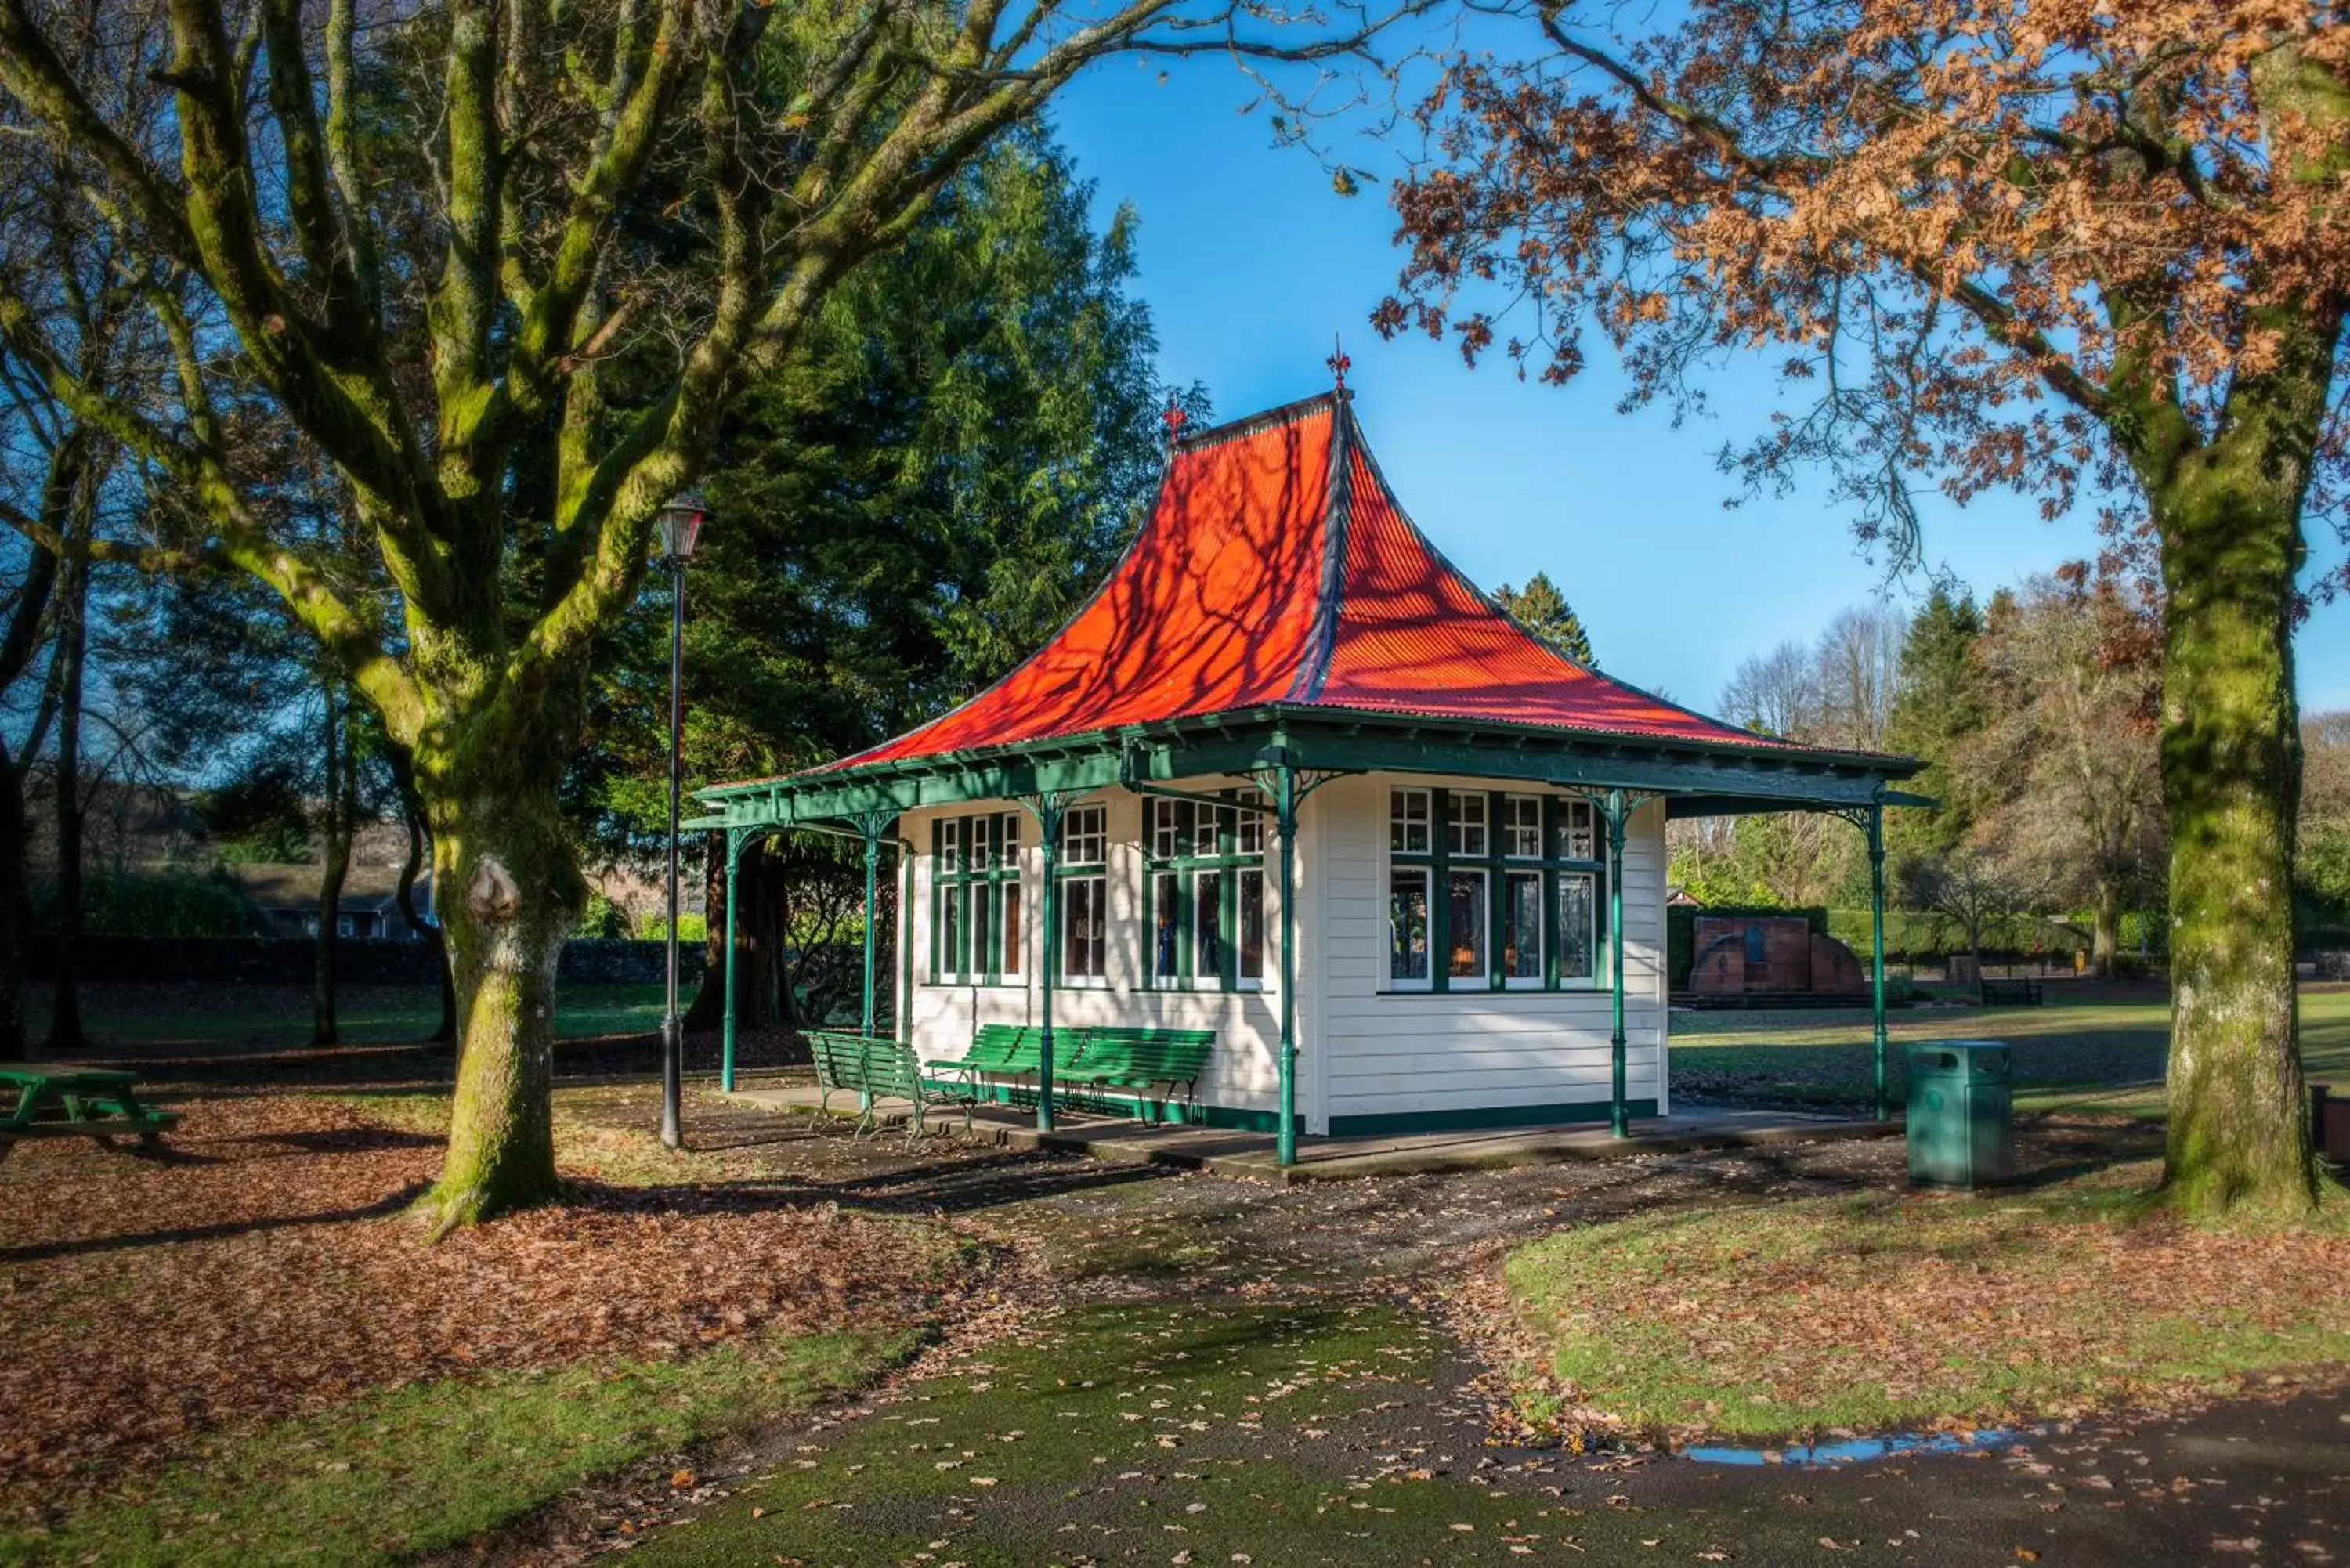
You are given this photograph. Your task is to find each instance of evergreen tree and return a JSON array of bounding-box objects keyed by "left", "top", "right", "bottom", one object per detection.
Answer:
[
  {"left": 1494, "top": 573, "right": 1594, "bottom": 664},
  {"left": 573, "top": 133, "right": 1184, "bottom": 1034},
  {"left": 1885, "top": 586, "right": 1990, "bottom": 863}
]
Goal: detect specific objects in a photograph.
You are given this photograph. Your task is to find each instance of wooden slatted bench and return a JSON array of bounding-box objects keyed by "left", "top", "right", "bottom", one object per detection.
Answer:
[
  {"left": 1067, "top": 1028, "right": 1217, "bottom": 1123},
  {"left": 1978, "top": 977, "right": 2044, "bottom": 1007},
  {"left": 0, "top": 1066, "right": 179, "bottom": 1165},
  {"left": 804, "top": 1030, "right": 971, "bottom": 1141},
  {"left": 951, "top": 1023, "right": 1048, "bottom": 1099}
]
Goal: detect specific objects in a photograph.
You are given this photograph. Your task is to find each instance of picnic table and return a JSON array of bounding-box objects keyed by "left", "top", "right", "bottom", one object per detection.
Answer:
[{"left": 0, "top": 1065, "right": 179, "bottom": 1163}]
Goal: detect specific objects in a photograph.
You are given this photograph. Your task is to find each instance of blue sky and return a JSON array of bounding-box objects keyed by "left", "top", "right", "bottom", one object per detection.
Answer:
[{"left": 1047, "top": 66, "right": 2350, "bottom": 717}]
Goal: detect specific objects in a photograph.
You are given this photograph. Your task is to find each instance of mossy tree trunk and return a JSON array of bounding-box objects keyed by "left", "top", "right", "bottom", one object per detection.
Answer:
[
  {"left": 409, "top": 702, "right": 589, "bottom": 1235},
  {"left": 2114, "top": 280, "right": 2335, "bottom": 1218},
  {"left": 2148, "top": 433, "right": 2316, "bottom": 1216}
]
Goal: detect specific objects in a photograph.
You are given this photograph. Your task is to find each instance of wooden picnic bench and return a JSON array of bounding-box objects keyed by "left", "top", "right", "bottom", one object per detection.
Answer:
[
  {"left": 804, "top": 1030, "right": 971, "bottom": 1141},
  {"left": 1067, "top": 1028, "right": 1216, "bottom": 1123},
  {"left": 1978, "top": 977, "right": 2043, "bottom": 1007},
  {"left": 0, "top": 1066, "right": 179, "bottom": 1164}
]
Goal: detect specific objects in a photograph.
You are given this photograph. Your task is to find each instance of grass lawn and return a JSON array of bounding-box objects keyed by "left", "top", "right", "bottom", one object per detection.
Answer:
[
  {"left": 20, "top": 981, "right": 667, "bottom": 1053},
  {"left": 1668, "top": 981, "right": 2350, "bottom": 1116},
  {"left": 6, "top": 1326, "right": 916, "bottom": 1567},
  {"left": 1502, "top": 1157, "right": 2350, "bottom": 1444}
]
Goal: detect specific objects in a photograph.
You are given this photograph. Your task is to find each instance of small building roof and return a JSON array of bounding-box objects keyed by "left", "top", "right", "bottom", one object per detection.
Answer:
[
  {"left": 828, "top": 392, "right": 1788, "bottom": 773},
  {"left": 698, "top": 388, "right": 1921, "bottom": 829}
]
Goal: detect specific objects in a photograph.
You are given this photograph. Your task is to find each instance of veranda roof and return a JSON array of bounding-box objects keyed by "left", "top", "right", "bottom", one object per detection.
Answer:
[{"left": 696, "top": 389, "right": 1922, "bottom": 828}]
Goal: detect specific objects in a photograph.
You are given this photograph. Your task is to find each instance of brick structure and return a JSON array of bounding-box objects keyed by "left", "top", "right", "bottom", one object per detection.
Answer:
[{"left": 1688, "top": 915, "right": 1867, "bottom": 996}]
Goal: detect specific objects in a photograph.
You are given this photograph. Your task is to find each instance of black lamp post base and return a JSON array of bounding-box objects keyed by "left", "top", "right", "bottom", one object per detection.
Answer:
[{"left": 659, "top": 1014, "right": 684, "bottom": 1150}]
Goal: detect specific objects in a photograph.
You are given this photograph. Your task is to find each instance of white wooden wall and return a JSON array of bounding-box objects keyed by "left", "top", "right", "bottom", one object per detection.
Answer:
[
  {"left": 898, "top": 771, "right": 1672, "bottom": 1136},
  {"left": 1311, "top": 773, "right": 1670, "bottom": 1130}
]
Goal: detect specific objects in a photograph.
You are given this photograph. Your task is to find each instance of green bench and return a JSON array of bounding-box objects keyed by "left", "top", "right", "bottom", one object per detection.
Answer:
[
  {"left": 1978, "top": 977, "right": 2043, "bottom": 1007},
  {"left": 1070, "top": 1028, "right": 1216, "bottom": 1123},
  {"left": 0, "top": 1066, "right": 179, "bottom": 1164},
  {"left": 804, "top": 1029, "right": 971, "bottom": 1141},
  {"left": 950, "top": 1024, "right": 1217, "bottom": 1125}
]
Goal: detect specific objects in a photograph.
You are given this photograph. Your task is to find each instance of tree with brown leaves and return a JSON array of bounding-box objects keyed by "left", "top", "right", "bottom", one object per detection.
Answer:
[{"left": 1379, "top": 0, "right": 2348, "bottom": 1217}]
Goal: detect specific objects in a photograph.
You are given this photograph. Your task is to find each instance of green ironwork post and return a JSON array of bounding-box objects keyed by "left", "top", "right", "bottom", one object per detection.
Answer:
[
  {"left": 1035, "top": 797, "right": 1062, "bottom": 1133},
  {"left": 1276, "top": 759, "right": 1300, "bottom": 1167},
  {"left": 860, "top": 823, "right": 882, "bottom": 1039},
  {"left": 1607, "top": 790, "right": 1629, "bottom": 1139},
  {"left": 1867, "top": 801, "right": 1889, "bottom": 1122},
  {"left": 898, "top": 840, "right": 913, "bottom": 1044},
  {"left": 721, "top": 829, "right": 744, "bottom": 1093}
]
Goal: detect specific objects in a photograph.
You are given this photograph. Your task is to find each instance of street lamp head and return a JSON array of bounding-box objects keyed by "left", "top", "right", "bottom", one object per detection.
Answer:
[{"left": 653, "top": 490, "right": 707, "bottom": 563}]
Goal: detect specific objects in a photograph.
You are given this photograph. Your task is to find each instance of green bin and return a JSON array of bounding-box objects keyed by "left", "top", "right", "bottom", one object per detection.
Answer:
[{"left": 1905, "top": 1041, "right": 2014, "bottom": 1187}]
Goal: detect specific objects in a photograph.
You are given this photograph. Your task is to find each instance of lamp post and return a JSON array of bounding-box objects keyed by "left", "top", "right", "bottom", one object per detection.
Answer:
[{"left": 654, "top": 490, "right": 706, "bottom": 1151}]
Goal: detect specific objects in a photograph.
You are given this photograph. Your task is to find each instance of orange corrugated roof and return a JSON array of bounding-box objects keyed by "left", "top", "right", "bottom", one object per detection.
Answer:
[{"left": 793, "top": 391, "right": 1813, "bottom": 779}]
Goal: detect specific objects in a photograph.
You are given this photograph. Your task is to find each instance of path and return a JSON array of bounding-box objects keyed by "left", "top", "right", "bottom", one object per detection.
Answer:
[{"left": 514, "top": 1095, "right": 2350, "bottom": 1566}]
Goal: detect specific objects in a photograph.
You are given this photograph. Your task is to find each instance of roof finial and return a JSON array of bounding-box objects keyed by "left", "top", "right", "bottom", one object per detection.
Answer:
[
  {"left": 1327, "top": 336, "right": 1351, "bottom": 393},
  {"left": 1162, "top": 392, "right": 1188, "bottom": 444}
]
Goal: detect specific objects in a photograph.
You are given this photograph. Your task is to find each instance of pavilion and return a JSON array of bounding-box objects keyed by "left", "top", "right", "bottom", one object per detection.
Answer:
[{"left": 691, "top": 384, "right": 1925, "bottom": 1165}]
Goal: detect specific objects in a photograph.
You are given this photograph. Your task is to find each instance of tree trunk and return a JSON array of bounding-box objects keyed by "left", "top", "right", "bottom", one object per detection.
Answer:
[
  {"left": 43, "top": 538, "right": 89, "bottom": 1053},
  {"left": 313, "top": 681, "right": 355, "bottom": 1046},
  {"left": 411, "top": 773, "right": 586, "bottom": 1234},
  {"left": 2091, "top": 880, "right": 2121, "bottom": 979},
  {"left": 2153, "top": 452, "right": 2315, "bottom": 1217},
  {"left": 0, "top": 738, "right": 27, "bottom": 1063},
  {"left": 682, "top": 829, "right": 728, "bottom": 1033},
  {"left": 389, "top": 744, "right": 456, "bottom": 1044}
]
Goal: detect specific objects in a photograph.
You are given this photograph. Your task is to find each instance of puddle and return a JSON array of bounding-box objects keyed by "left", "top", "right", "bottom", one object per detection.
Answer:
[{"left": 1682, "top": 1426, "right": 2028, "bottom": 1466}]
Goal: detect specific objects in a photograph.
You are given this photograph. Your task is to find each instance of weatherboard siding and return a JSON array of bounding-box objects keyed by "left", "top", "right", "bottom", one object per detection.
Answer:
[{"left": 1314, "top": 774, "right": 1668, "bottom": 1124}]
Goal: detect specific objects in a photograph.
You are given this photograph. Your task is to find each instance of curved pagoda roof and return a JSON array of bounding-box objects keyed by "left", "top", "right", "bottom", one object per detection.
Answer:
[{"left": 698, "top": 389, "right": 1921, "bottom": 827}]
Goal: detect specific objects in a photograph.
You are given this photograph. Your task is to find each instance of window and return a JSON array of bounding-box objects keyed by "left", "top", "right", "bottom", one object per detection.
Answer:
[
  {"left": 932, "top": 812, "right": 1024, "bottom": 984},
  {"left": 1388, "top": 869, "right": 1430, "bottom": 986},
  {"left": 1390, "top": 788, "right": 1430, "bottom": 854},
  {"left": 1144, "top": 789, "right": 1268, "bottom": 990},
  {"left": 1386, "top": 786, "right": 1611, "bottom": 992},
  {"left": 1503, "top": 869, "right": 1544, "bottom": 985},
  {"left": 1556, "top": 871, "right": 1598, "bottom": 982},
  {"left": 1446, "top": 869, "right": 1487, "bottom": 979},
  {"left": 1503, "top": 795, "right": 1542, "bottom": 858},
  {"left": 1447, "top": 792, "right": 1488, "bottom": 857},
  {"left": 1056, "top": 804, "right": 1108, "bottom": 981}
]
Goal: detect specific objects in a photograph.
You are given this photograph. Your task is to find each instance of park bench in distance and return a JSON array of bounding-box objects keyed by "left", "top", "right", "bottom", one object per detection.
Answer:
[
  {"left": 1978, "top": 977, "right": 2044, "bottom": 1007},
  {"left": 804, "top": 1029, "right": 973, "bottom": 1141},
  {"left": 0, "top": 1066, "right": 179, "bottom": 1165}
]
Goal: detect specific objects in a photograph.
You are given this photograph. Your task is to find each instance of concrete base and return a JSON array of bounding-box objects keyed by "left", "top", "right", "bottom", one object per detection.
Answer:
[{"left": 721, "top": 1079, "right": 1898, "bottom": 1183}]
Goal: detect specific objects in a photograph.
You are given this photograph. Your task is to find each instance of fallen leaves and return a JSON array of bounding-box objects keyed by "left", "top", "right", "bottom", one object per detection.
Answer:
[{"left": 0, "top": 1094, "right": 981, "bottom": 1519}]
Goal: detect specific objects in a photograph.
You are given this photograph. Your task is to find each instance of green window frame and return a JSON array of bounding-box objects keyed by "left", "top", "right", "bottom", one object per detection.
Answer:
[
  {"left": 1145, "top": 789, "right": 1268, "bottom": 992},
  {"left": 1056, "top": 804, "right": 1110, "bottom": 983},
  {"left": 930, "top": 811, "right": 1023, "bottom": 985},
  {"left": 1386, "top": 786, "right": 1611, "bottom": 994}
]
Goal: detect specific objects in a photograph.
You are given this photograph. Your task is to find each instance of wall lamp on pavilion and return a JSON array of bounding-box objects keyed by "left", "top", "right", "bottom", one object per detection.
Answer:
[{"left": 654, "top": 489, "right": 707, "bottom": 564}]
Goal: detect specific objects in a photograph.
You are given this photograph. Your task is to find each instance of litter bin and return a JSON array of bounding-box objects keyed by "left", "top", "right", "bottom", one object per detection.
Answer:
[{"left": 1905, "top": 1041, "right": 2014, "bottom": 1187}]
